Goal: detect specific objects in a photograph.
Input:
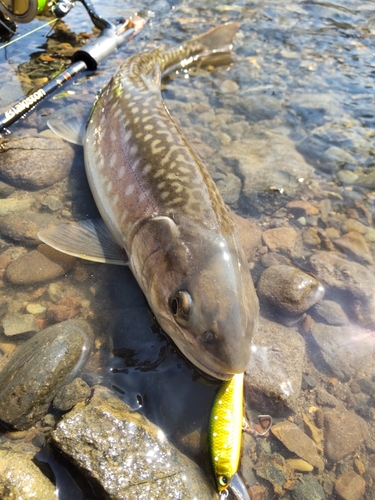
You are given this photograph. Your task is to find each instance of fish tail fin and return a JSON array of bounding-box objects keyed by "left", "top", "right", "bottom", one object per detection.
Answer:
[{"left": 160, "top": 23, "right": 240, "bottom": 76}]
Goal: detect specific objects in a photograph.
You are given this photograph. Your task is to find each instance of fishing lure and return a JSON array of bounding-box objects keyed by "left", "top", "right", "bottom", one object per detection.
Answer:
[{"left": 209, "top": 372, "right": 244, "bottom": 494}]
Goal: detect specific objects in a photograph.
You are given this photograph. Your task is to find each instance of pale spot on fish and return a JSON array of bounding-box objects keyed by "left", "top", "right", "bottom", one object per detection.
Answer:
[
  {"left": 134, "top": 117, "right": 139, "bottom": 124},
  {"left": 136, "top": 132, "right": 143, "bottom": 139},
  {"left": 124, "top": 130, "right": 132, "bottom": 142},
  {"left": 143, "top": 164, "right": 152, "bottom": 175},
  {"left": 113, "top": 108, "right": 122, "bottom": 119},
  {"left": 106, "top": 181, "right": 113, "bottom": 193},
  {"left": 157, "top": 181, "right": 166, "bottom": 189},
  {"left": 129, "top": 145, "right": 138, "bottom": 156},
  {"left": 154, "top": 169, "right": 165, "bottom": 179},
  {"left": 142, "top": 116, "right": 153, "bottom": 123},
  {"left": 142, "top": 109, "right": 149, "bottom": 114},
  {"left": 160, "top": 191, "right": 170, "bottom": 200},
  {"left": 131, "top": 107, "right": 139, "bottom": 114},
  {"left": 110, "top": 130, "right": 116, "bottom": 142},
  {"left": 109, "top": 154, "right": 117, "bottom": 168},
  {"left": 120, "top": 211, "right": 128, "bottom": 223},
  {"left": 144, "top": 134, "right": 153, "bottom": 142},
  {"left": 144, "top": 124, "right": 154, "bottom": 131},
  {"left": 118, "top": 166, "right": 126, "bottom": 179},
  {"left": 125, "top": 184, "right": 135, "bottom": 196},
  {"left": 113, "top": 194, "right": 119, "bottom": 205}
]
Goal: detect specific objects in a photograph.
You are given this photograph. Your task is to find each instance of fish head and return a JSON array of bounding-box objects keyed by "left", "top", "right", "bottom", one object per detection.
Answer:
[{"left": 130, "top": 216, "right": 259, "bottom": 380}]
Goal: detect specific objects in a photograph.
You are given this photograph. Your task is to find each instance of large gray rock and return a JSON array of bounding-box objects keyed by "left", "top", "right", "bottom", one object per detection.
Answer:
[
  {"left": 310, "top": 251, "right": 375, "bottom": 327},
  {"left": 0, "top": 319, "right": 93, "bottom": 429},
  {"left": 50, "top": 385, "right": 216, "bottom": 500},
  {"left": 245, "top": 317, "right": 305, "bottom": 414},
  {"left": 0, "top": 450, "right": 57, "bottom": 499},
  {"left": 311, "top": 322, "right": 373, "bottom": 381},
  {"left": 0, "top": 136, "right": 75, "bottom": 190}
]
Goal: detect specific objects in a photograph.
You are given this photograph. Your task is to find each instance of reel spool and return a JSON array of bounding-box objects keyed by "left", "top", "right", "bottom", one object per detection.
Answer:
[{"left": 0, "top": 0, "right": 49, "bottom": 23}]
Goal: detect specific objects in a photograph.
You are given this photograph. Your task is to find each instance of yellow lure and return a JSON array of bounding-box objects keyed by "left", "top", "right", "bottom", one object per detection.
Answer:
[{"left": 209, "top": 372, "right": 244, "bottom": 492}]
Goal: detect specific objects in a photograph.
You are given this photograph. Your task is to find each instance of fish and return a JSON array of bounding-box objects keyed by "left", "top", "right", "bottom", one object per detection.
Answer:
[
  {"left": 209, "top": 372, "right": 245, "bottom": 493},
  {"left": 39, "top": 23, "right": 259, "bottom": 380}
]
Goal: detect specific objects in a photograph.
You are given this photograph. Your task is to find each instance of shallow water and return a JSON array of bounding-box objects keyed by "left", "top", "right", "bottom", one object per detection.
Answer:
[{"left": 0, "top": 0, "right": 375, "bottom": 498}]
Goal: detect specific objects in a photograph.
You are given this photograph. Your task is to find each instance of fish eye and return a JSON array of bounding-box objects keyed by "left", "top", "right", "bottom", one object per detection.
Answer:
[
  {"left": 170, "top": 291, "right": 192, "bottom": 322},
  {"left": 218, "top": 475, "right": 229, "bottom": 488}
]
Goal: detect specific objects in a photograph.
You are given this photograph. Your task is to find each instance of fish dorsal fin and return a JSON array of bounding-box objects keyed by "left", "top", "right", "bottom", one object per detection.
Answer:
[
  {"left": 141, "top": 60, "right": 162, "bottom": 94},
  {"left": 47, "top": 116, "right": 85, "bottom": 146},
  {"left": 38, "top": 219, "right": 128, "bottom": 265}
]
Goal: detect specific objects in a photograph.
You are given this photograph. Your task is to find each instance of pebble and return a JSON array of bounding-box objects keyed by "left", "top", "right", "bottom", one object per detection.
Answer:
[
  {"left": 245, "top": 317, "right": 305, "bottom": 413},
  {"left": 333, "top": 230, "right": 374, "bottom": 264},
  {"left": 216, "top": 172, "right": 241, "bottom": 205},
  {"left": 271, "top": 420, "right": 324, "bottom": 471},
  {"left": 286, "top": 200, "right": 319, "bottom": 216},
  {"left": 50, "top": 385, "right": 216, "bottom": 500},
  {"left": 0, "top": 136, "right": 75, "bottom": 190},
  {"left": 260, "top": 252, "right": 292, "bottom": 267},
  {"left": 311, "top": 323, "right": 373, "bottom": 381},
  {"left": 26, "top": 303, "right": 46, "bottom": 315},
  {"left": 324, "top": 408, "right": 369, "bottom": 461},
  {"left": 262, "top": 227, "right": 299, "bottom": 255},
  {"left": 0, "top": 213, "right": 61, "bottom": 247},
  {"left": 0, "top": 180, "right": 15, "bottom": 198},
  {"left": 311, "top": 300, "right": 349, "bottom": 326},
  {"left": 231, "top": 211, "right": 262, "bottom": 261},
  {"left": 257, "top": 265, "right": 324, "bottom": 316},
  {"left": 235, "top": 94, "right": 282, "bottom": 122},
  {"left": 53, "top": 377, "right": 91, "bottom": 412},
  {"left": 42, "top": 195, "right": 63, "bottom": 212},
  {"left": 290, "top": 475, "right": 325, "bottom": 500},
  {"left": 0, "top": 197, "right": 33, "bottom": 217},
  {"left": 47, "top": 282, "right": 65, "bottom": 302},
  {"left": 0, "top": 253, "right": 11, "bottom": 277},
  {"left": 302, "top": 227, "right": 321, "bottom": 246},
  {"left": 5, "top": 244, "right": 75, "bottom": 285},
  {"left": 286, "top": 458, "right": 314, "bottom": 472},
  {"left": 220, "top": 79, "right": 239, "bottom": 93},
  {"left": 337, "top": 170, "right": 359, "bottom": 184},
  {"left": 0, "top": 319, "right": 93, "bottom": 429},
  {"left": 334, "top": 471, "right": 366, "bottom": 500},
  {"left": 254, "top": 453, "right": 295, "bottom": 495},
  {"left": 47, "top": 296, "right": 82, "bottom": 323},
  {"left": 2, "top": 314, "right": 40, "bottom": 336},
  {"left": 343, "top": 219, "right": 369, "bottom": 235},
  {"left": 0, "top": 450, "right": 57, "bottom": 499}
]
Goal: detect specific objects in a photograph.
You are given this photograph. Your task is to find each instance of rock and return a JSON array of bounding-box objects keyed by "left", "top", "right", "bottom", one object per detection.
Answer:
[
  {"left": 337, "top": 170, "right": 359, "bottom": 184},
  {"left": 220, "top": 79, "right": 239, "bottom": 93},
  {"left": 235, "top": 95, "right": 282, "bottom": 122},
  {"left": 245, "top": 317, "right": 305, "bottom": 414},
  {"left": 47, "top": 282, "right": 65, "bottom": 302},
  {"left": 231, "top": 211, "right": 262, "bottom": 261},
  {"left": 53, "top": 377, "right": 91, "bottom": 412},
  {"left": 258, "top": 265, "right": 324, "bottom": 316},
  {"left": 290, "top": 475, "right": 325, "bottom": 500},
  {"left": 286, "top": 459, "right": 313, "bottom": 472},
  {"left": 333, "top": 231, "right": 374, "bottom": 265},
  {"left": 316, "top": 389, "right": 341, "bottom": 408},
  {"left": 47, "top": 296, "right": 82, "bottom": 323},
  {"left": 0, "top": 450, "right": 57, "bottom": 499},
  {"left": 0, "top": 253, "right": 11, "bottom": 278},
  {"left": 311, "top": 322, "right": 373, "bottom": 381},
  {"left": 0, "top": 136, "right": 75, "bottom": 190},
  {"left": 323, "top": 146, "right": 356, "bottom": 170},
  {"left": 0, "top": 213, "right": 61, "bottom": 247},
  {"left": 271, "top": 420, "right": 324, "bottom": 471},
  {"left": 2, "top": 314, "right": 39, "bottom": 336},
  {"left": 0, "top": 181, "right": 15, "bottom": 198},
  {"left": 5, "top": 244, "right": 75, "bottom": 285},
  {"left": 286, "top": 200, "right": 319, "bottom": 216},
  {"left": 26, "top": 303, "right": 46, "bottom": 314},
  {"left": 0, "top": 197, "right": 34, "bottom": 217},
  {"left": 216, "top": 173, "right": 241, "bottom": 205},
  {"left": 260, "top": 252, "right": 292, "bottom": 268},
  {"left": 50, "top": 385, "right": 216, "bottom": 500},
  {"left": 311, "top": 300, "right": 349, "bottom": 326},
  {"left": 254, "top": 453, "right": 295, "bottom": 495},
  {"left": 309, "top": 251, "right": 375, "bottom": 327},
  {"left": 0, "top": 319, "right": 93, "bottom": 430},
  {"left": 334, "top": 471, "right": 366, "bottom": 500},
  {"left": 221, "top": 134, "right": 314, "bottom": 209},
  {"left": 262, "top": 227, "right": 299, "bottom": 255},
  {"left": 302, "top": 227, "right": 322, "bottom": 246},
  {"left": 42, "top": 195, "right": 63, "bottom": 212},
  {"left": 324, "top": 409, "right": 368, "bottom": 461}
]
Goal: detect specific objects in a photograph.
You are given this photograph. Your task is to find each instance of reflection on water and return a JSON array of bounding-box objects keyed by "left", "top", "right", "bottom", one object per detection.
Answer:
[{"left": 0, "top": 0, "right": 375, "bottom": 498}]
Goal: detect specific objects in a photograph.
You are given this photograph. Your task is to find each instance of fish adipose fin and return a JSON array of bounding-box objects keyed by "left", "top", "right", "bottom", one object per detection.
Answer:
[
  {"left": 47, "top": 116, "right": 85, "bottom": 146},
  {"left": 38, "top": 219, "right": 128, "bottom": 265}
]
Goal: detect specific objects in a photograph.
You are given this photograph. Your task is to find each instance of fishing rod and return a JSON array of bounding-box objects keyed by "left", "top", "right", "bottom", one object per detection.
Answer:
[{"left": 0, "top": 2, "right": 147, "bottom": 134}]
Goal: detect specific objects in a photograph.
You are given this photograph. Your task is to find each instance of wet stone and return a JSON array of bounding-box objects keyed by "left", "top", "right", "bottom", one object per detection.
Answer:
[
  {"left": 231, "top": 211, "right": 262, "bottom": 261},
  {"left": 257, "top": 265, "right": 324, "bottom": 316},
  {"left": 310, "top": 251, "right": 375, "bottom": 328},
  {"left": 324, "top": 409, "right": 369, "bottom": 462},
  {"left": 0, "top": 136, "right": 75, "bottom": 190},
  {"left": 334, "top": 471, "right": 366, "bottom": 500},
  {"left": 216, "top": 172, "right": 241, "bottom": 205},
  {"left": 0, "top": 450, "right": 57, "bottom": 499},
  {"left": 219, "top": 79, "right": 238, "bottom": 93},
  {"left": 262, "top": 228, "right": 299, "bottom": 255},
  {"left": 333, "top": 231, "right": 374, "bottom": 265},
  {"left": 0, "top": 213, "right": 61, "bottom": 247},
  {"left": 311, "top": 300, "right": 349, "bottom": 326},
  {"left": 5, "top": 244, "right": 75, "bottom": 285},
  {"left": 245, "top": 317, "right": 305, "bottom": 414},
  {"left": 53, "top": 377, "right": 91, "bottom": 412},
  {"left": 0, "top": 181, "right": 15, "bottom": 198},
  {"left": 311, "top": 322, "right": 373, "bottom": 381},
  {"left": 2, "top": 314, "right": 39, "bottom": 337},
  {"left": 0, "top": 197, "right": 33, "bottom": 217},
  {"left": 271, "top": 420, "right": 324, "bottom": 471},
  {"left": 260, "top": 252, "right": 292, "bottom": 268},
  {"left": 254, "top": 453, "right": 295, "bottom": 495},
  {"left": 290, "top": 475, "right": 325, "bottom": 500},
  {"left": 235, "top": 94, "right": 282, "bottom": 122},
  {"left": 0, "top": 319, "right": 93, "bottom": 430},
  {"left": 42, "top": 195, "right": 63, "bottom": 212},
  {"left": 50, "top": 385, "right": 216, "bottom": 500}
]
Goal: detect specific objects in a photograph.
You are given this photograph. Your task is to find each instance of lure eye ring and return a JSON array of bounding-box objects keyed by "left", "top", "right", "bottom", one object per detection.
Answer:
[
  {"left": 170, "top": 290, "right": 192, "bottom": 323},
  {"left": 218, "top": 475, "right": 229, "bottom": 489}
]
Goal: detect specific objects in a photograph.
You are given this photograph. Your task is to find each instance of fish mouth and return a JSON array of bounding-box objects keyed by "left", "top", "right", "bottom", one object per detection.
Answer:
[{"left": 172, "top": 336, "right": 235, "bottom": 381}]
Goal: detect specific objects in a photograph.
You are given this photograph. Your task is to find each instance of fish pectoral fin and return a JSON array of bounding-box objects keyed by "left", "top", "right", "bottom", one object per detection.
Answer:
[
  {"left": 141, "top": 61, "right": 162, "bottom": 94},
  {"left": 47, "top": 116, "right": 85, "bottom": 146},
  {"left": 38, "top": 219, "right": 128, "bottom": 265}
]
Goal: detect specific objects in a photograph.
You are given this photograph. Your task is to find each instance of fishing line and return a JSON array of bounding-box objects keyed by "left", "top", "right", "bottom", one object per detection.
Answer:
[{"left": 0, "top": 17, "right": 57, "bottom": 49}]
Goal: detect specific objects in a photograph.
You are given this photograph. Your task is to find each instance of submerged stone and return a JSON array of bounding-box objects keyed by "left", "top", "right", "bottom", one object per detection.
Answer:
[
  {"left": 50, "top": 385, "right": 216, "bottom": 500},
  {"left": 2, "top": 314, "right": 39, "bottom": 336},
  {"left": 0, "top": 213, "right": 61, "bottom": 247},
  {"left": 0, "top": 319, "right": 93, "bottom": 430}
]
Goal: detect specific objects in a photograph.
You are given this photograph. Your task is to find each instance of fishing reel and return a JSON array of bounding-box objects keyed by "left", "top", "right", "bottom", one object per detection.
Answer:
[{"left": 0, "top": 0, "right": 75, "bottom": 24}]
